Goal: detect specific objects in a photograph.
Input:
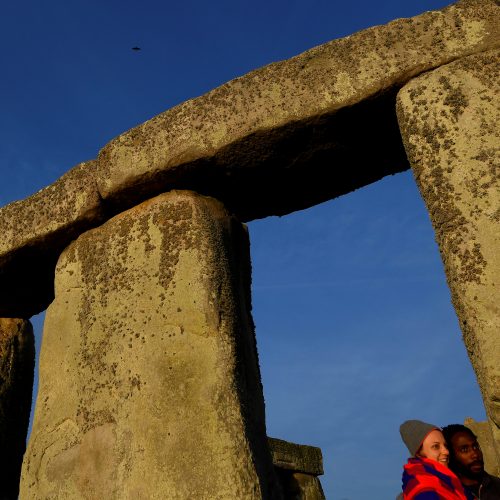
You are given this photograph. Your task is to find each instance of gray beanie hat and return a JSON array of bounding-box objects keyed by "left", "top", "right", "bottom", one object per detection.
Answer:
[{"left": 400, "top": 420, "right": 440, "bottom": 456}]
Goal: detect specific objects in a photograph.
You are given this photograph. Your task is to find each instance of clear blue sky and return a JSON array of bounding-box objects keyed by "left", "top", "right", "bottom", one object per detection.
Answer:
[{"left": 0, "top": 1, "right": 486, "bottom": 498}]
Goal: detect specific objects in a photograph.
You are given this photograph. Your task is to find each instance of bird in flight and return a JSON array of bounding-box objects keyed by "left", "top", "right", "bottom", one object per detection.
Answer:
[{"left": 131, "top": 46, "right": 141, "bottom": 51}]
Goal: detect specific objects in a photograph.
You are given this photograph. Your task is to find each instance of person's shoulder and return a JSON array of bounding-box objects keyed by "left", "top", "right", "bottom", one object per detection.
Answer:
[{"left": 483, "top": 471, "right": 500, "bottom": 491}]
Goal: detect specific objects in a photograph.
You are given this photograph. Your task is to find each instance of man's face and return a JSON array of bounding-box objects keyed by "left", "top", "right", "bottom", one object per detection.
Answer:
[{"left": 450, "top": 432, "right": 484, "bottom": 481}]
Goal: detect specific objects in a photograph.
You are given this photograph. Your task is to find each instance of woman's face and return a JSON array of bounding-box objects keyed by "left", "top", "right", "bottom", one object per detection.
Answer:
[{"left": 417, "top": 430, "right": 449, "bottom": 466}]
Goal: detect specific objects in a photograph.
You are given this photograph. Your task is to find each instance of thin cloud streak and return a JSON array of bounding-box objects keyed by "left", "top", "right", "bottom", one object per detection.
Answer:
[{"left": 252, "top": 273, "right": 442, "bottom": 291}]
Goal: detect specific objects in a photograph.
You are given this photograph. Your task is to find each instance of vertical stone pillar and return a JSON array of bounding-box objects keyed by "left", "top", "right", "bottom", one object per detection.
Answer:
[
  {"left": 397, "top": 50, "right": 500, "bottom": 457},
  {"left": 21, "top": 190, "right": 278, "bottom": 499},
  {"left": 0, "top": 318, "right": 35, "bottom": 500}
]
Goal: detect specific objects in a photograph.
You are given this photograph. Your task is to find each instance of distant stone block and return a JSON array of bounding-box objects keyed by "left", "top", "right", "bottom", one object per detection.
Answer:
[
  {"left": 269, "top": 437, "right": 324, "bottom": 476},
  {"left": 269, "top": 437, "right": 325, "bottom": 499}
]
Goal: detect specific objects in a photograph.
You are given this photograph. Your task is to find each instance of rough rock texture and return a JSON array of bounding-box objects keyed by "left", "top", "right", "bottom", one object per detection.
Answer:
[
  {"left": 0, "top": 161, "right": 104, "bottom": 318},
  {"left": 268, "top": 437, "right": 323, "bottom": 476},
  {"left": 269, "top": 438, "right": 325, "bottom": 500},
  {"left": 397, "top": 49, "right": 500, "bottom": 457},
  {"left": 0, "top": 318, "right": 35, "bottom": 500},
  {"left": 21, "top": 190, "right": 279, "bottom": 499},
  {"left": 97, "top": 0, "right": 499, "bottom": 220},
  {"left": 464, "top": 417, "right": 500, "bottom": 476},
  {"left": 0, "top": 1, "right": 498, "bottom": 319}
]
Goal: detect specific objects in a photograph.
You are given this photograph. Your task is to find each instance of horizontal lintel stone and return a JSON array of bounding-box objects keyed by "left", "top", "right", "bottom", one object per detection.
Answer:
[
  {"left": 0, "top": 0, "right": 498, "bottom": 317},
  {"left": 0, "top": 161, "right": 104, "bottom": 317},
  {"left": 268, "top": 437, "right": 324, "bottom": 476},
  {"left": 96, "top": 0, "right": 499, "bottom": 219}
]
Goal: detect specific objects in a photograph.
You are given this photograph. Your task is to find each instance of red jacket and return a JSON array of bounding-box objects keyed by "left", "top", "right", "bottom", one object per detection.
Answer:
[{"left": 402, "top": 457, "right": 471, "bottom": 499}]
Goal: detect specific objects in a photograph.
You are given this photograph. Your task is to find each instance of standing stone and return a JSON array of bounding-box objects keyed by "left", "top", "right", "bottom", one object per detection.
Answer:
[
  {"left": 21, "top": 190, "right": 278, "bottom": 499},
  {"left": 397, "top": 49, "right": 500, "bottom": 459},
  {"left": 0, "top": 318, "right": 35, "bottom": 500}
]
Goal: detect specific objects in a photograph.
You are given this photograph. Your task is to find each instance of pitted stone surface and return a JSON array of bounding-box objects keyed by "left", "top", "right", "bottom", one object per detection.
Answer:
[
  {"left": 0, "top": 1, "right": 498, "bottom": 319},
  {"left": 21, "top": 190, "right": 278, "bottom": 499},
  {"left": 268, "top": 437, "right": 323, "bottom": 476},
  {"left": 397, "top": 49, "right": 500, "bottom": 455},
  {"left": 0, "top": 318, "right": 35, "bottom": 500},
  {"left": 0, "top": 161, "right": 104, "bottom": 317},
  {"left": 0, "top": 161, "right": 102, "bottom": 259},
  {"left": 96, "top": 0, "right": 499, "bottom": 218}
]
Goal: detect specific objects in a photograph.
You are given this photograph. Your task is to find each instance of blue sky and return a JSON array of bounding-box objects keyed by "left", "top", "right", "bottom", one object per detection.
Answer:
[{"left": 0, "top": 1, "right": 487, "bottom": 498}]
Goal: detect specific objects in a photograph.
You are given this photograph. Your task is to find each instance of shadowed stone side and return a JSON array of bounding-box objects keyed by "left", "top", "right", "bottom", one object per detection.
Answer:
[
  {"left": 397, "top": 49, "right": 500, "bottom": 460},
  {"left": 21, "top": 190, "right": 279, "bottom": 499},
  {"left": 0, "top": 161, "right": 104, "bottom": 318},
  {"left": 274, "top": 471, "right": 325, "bottom": 500},
  {"left": 0, "top": 318, "right": 35, "bottom": 500}
]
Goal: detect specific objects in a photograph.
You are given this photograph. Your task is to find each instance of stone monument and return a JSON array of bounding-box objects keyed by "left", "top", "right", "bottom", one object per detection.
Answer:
[{"left": 0, "top": 0, "right": 498, "bottom": 497}]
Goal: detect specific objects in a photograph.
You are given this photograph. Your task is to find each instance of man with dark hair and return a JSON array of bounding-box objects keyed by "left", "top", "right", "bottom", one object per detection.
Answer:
[{"left": 442, "top": 424, "right": 500, "bottom": 499}]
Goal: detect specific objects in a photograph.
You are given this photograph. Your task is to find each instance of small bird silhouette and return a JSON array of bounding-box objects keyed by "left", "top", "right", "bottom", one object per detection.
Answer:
[{"left": 131, "top": 46, "right": 141, "bottom": 51}]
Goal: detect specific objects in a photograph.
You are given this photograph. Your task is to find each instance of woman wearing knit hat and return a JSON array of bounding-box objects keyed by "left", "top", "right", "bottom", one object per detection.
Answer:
[{"left": 398, "top": 419, "right": 472, "bottom": 499}]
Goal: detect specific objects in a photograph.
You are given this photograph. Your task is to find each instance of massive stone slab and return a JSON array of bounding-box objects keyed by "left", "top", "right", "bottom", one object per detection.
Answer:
[
  {"left": 0, "top": 318, "right": 35, "bottom": 500},
  {"left": 97, "top": 0, "right": 499, "bottom": 220},
  {"left": 397, "top": 49, "right": 500, "bottom": 459},
  {"left": 0, "top": 161, "right": 104, "bottom": 318},
  {"left": 1, "top": 1, "right": 498, "bottom": 318},
  {"left": 21, "top": 190, "right": 279, "bottom": 499}
]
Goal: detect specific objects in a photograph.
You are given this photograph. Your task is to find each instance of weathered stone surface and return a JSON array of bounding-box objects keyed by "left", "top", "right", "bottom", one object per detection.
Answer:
[
  {"left": 97, "top": 0, "right": 499, "bottom": 220},
  {"left": 0, "top": 161, "right": 104, "bottom": 318},
  {"left": 464, "top": 418, "right": 500, "bottom": 476},
  {"left": 1, "top": 1, "right": 498, "bottom": 319},
  {"left": 397, "top": 49, "right": 500, "bottom": 456},
  {"left": 268, "top": 437, "right": 323, "bottom": 476},
  {"left": 21, "top": 190, "right": 279, "bottom": 499},
  {"left": 269, "top": 437, "right": 325, "bottom": 500},
  {"left": 0, "top": 318, "right": 35, "bottom": 500}
]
